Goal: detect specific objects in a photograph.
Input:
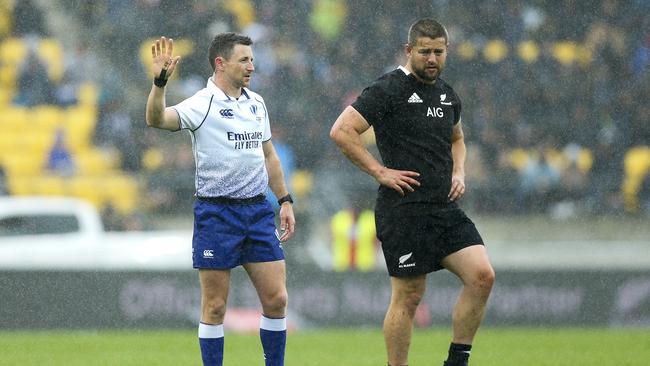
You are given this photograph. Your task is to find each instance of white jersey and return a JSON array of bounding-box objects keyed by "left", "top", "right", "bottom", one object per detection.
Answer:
[{"left": 172, "top": 79, "right": 271, "bottom": 199}]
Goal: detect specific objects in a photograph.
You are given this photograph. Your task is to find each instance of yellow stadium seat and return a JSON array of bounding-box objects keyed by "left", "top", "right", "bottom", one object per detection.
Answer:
[
  {"left": 544, "top": 149, "right": 566, "bottom": 171},
  {"left": 0, "top": 1, "right": 12, "bottom": 37},
  {"left": 0, "top": 37, "right": 27, "bottom": 66},
  {"left": 553, "top": 41, "right": 578, "bottom": 66},
  {"left": 291, "top": 170, "right": 313, "bottom": 199},
  {"left": 457, "top": 40, "right": 477, "bottom": 60},
  {"left": 26, "top": 131, "right": 55, "bottom": 155},
  {"left": 1, "top": 153, "right": 45, "bottom": 175},
  {"left": 622, "top": 146, "right": 650, "bottom": 212},
  {"left": 37, "top": 38, "right": 64, "bottom": 83},
  {"left": 484, "top": 39, "right": 508, "bottom": 63},
  {"left": 104, "top": 175, "right": 139, "bottom": 214},
  {"left": 64, "top": 106, "right": 97, "bottom": 152},
  {"left": 0, "top": 64, "right": 17, "bottom": 88},
  {"left": 509, "top": 148, "right": 531, "bottom": 171},
  {"left": 142, "top": 147, "right": 164, "bottom": 171},
  {"left": 75, "top": 149, "right": 117, "bottom": 175},
  {"left": 577, "top": 149, "right": 593, "bottom": 173},
  {"left": 0, "top": 106, "right": 28, "bottom": 129},
  {"left": 518, "top": 41, "right": 539, "bottom": 64},
  {"left": 31, "top": 105, "right": 62, "bottom": 131},
  {"left": 31, "top": 175, "right": 66, "bottom": 196},
  {"left": 77, "top": 82, "right": 99, "bottom": 107},
  {"left": 6, "top": 175, "right": 34, "bottom": 196},
  {"left": 68, "top": 175, "right": 104, "bottom": 207},
  {"left": 0, "top": 85, "right": 14, "bottom": 107}
]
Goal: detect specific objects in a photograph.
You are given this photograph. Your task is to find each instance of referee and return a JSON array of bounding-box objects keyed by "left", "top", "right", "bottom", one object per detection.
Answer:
[
  {"left": 330, "top": 18, "right": 494, "bottom": 366},
  {"left": 145, "top": 33, "right": 295, "bottom": 366}
]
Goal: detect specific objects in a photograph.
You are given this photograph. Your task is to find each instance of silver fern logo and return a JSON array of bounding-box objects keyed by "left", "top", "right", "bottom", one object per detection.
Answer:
[{"left": 398, "top": 252, "right": 415, "bottom": 268}]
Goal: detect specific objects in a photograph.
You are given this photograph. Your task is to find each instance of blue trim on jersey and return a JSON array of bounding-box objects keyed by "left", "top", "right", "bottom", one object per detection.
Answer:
[
  {"left": 242, "top": 88, "right": 250, "bottom": 99},
  {"left": 192, "top": 199, "right": 283, "bottom": 269},
  {"left": 191, "top": 94, "right": 214, "bottom": 132}
]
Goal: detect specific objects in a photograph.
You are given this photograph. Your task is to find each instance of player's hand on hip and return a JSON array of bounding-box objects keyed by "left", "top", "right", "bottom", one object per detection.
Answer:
[
  {"left": 375, "top": 167, "right": 420, "bottom": 196},
  {"left": 151, "top": 36, "right": 181, "bottom": 80},
  {"left": 278, "top": 203, "right": 296, "bottom": 242},
  {"left": 448, "top": 173, "right": 465, "bottom": 201}
]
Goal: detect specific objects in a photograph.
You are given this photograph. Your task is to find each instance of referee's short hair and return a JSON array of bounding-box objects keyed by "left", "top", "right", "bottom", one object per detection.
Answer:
[
  {"left": 209, "top": 32, "right": 253, "bottom": 71},
  {"left": 408, "top": 18, "right": 449, "bottom": 46}
]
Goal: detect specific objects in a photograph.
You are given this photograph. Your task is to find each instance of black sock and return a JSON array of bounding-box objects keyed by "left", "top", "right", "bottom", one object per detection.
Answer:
[{"left": 445, "top": 342, "right": 472, "bottom": 364}]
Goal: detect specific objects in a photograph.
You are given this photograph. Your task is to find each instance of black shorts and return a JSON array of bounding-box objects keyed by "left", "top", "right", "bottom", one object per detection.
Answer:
[{"left": 375, "top": 207, "right": 484, "bottom": 277}]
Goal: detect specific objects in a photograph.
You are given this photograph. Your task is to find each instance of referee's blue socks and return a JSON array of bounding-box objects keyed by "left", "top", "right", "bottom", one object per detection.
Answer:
[
  {"left": 198, "top": 322, "right": 224, "bottom": 366},
  {"left": 260, "top": 315, "right": 287, "bottom": 366}
]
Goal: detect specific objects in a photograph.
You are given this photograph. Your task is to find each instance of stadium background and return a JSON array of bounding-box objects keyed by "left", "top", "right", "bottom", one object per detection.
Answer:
[{"left": 0, "top": 0, "right": 649, "bottom": 363}]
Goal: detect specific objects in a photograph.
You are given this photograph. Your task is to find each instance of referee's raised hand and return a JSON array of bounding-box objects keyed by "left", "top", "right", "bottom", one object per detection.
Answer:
[{"left": 151, "top": 36, "right": 181, "bottom": 81}]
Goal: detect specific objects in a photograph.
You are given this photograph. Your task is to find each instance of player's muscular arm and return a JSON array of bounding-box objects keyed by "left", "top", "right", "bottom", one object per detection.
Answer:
[
  {"left": 330, "top": 106, "right": 420, "bottom": 196},
  {"left": 449, "top": 121, "right": 466, "bottom": 201},
  {"left": 145, "top": 36, "right": 181, "bottom": 131}
]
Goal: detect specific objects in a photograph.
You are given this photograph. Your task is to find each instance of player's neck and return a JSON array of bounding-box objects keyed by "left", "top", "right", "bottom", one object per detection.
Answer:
[{"left": 210, "top": 75, "right": 243, "bottom": 99}]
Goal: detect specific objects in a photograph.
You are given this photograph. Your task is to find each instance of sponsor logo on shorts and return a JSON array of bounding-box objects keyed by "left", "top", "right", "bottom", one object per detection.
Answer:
[
  {"left": 203, "top": 250, "right": 214, "bottom": 258},
  {"left": 398, "top": 252, "right": 416, "bottom": 268}
]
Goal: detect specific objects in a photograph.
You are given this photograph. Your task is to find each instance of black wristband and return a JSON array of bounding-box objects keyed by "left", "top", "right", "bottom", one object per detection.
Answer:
[
  {"left": 277, "top": 194, "right": 293, "bottom": 206},
  {"left": 153, "top": 77, "right": 167, "bottom": 87},
  {"left": 153, "top": 68, "right": 168, "bottom": 87}
]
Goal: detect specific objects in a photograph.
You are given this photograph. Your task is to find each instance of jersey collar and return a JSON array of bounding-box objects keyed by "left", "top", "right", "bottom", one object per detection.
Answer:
[{"left": 206, "top": 78, "right": 252, "bottom": 101}]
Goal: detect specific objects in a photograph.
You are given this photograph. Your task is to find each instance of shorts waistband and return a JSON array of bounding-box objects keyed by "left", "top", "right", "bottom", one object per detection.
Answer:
[{"left": 197, "top": 194, "right": 266, "bottom": 205}]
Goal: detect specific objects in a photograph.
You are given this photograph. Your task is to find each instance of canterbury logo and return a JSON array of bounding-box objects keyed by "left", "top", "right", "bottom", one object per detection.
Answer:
[
  {"left": 219, "top": 108, "right": 234, "bottom": 118},
  {"left": 399, "top": 252, "right": 413, "bottom": 264}
]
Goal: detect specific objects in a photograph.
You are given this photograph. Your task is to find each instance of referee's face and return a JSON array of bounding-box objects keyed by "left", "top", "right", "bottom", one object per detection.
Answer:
[
  {"left": 406, "top": 37, "right": 447, "bottom": 84},
  {"left": 222, "top": 44, "right": 255, "bottom": 89}
]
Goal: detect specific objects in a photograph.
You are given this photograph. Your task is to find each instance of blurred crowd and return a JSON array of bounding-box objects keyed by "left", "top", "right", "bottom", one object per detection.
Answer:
[{"left": 2, "top": 0, "right": 650, "bottom": 225}]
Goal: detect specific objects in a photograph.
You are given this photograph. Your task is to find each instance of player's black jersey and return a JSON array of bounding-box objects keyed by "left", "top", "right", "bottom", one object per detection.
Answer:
[{"left": 352, "top": 66, "right": 462, "bottom": 214}]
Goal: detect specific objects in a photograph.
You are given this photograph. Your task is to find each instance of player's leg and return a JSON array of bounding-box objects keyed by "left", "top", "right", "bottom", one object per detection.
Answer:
[
  {"left": 384, "top": 274, "right": 427, "bottom": 366},
  {"left": 441, "top": 244, "right": 494, "bottom": 365},
  {"left": 192, "top": 198, "right": 247, "bottom": 366},
  {"left": 198, "top": 269, "right": 231, "bottom": 366},
  {"left": 243, "top": 199, "right": 288, "bottom": 366},
  {"left": 244, "top": 260, "right": 288, "bottom": 366}
]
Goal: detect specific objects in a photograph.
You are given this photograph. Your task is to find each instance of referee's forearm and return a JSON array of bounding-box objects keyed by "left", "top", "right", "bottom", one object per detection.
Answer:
[{"left": 145, "top": 84, "right": 167, "bottom": 127}]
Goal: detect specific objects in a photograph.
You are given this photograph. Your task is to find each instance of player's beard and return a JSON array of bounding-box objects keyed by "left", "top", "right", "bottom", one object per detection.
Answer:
[{"left": 413, "top": 64, "right": 442, "bottom": 83}]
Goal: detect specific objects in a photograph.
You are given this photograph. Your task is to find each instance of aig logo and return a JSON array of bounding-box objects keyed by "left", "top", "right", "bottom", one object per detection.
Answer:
[
  {"left": 427, "top": 107, "right": 443, "bottom": 118},
  {"left": 219, "top": 109, "right": 234, "bottom": 118},
  {"left": 203, "top": 250, "right": 214, "bottom": 258}
]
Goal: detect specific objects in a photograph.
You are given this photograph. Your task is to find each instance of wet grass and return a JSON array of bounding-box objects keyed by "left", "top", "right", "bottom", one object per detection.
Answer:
[{"left": 0, "top": 327, "right": 648, "bottom": 365}]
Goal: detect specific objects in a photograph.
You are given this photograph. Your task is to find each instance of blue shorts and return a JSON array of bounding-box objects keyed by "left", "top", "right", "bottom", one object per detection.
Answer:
[{"left": 192, "top": 198, "right": 284, "bottom": 269}]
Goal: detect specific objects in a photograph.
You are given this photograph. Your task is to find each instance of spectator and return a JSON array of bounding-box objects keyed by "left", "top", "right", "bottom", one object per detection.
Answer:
[
  {"left": 14, "top": 52, "right": 55, "bottom": 107},
  {"left": 11, "top": 0, "right": 47, "bottom": 37},
  {"left": 46, "top": 130, "right": 75, "bottom": 176}
]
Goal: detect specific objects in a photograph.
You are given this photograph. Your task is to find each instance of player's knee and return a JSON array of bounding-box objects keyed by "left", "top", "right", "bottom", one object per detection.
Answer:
[
  {"left": 262, "top": 289, "right": 288, "bottom": 314},
  {"left": 474, "top": 266, "right": 495, "bottom": 293},
  {"left": 203, "top": 298, "right": 227, "bottom": 320},
  {"left": 399, "top": 289, "right": 424, "bottom": 311}
]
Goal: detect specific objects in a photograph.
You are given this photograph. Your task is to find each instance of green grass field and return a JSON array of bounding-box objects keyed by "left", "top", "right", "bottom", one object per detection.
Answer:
[{"left": 1, "top": 328, "right": 649, "bottom": 365}]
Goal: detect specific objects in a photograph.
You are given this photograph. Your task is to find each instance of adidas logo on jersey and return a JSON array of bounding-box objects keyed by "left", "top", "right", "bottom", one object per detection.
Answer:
[{"left": 407, "top": 93, "right": 423, "bottom": 103}]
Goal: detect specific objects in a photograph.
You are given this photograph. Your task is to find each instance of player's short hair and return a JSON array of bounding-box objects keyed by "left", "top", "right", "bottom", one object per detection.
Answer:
[
  {"left": 407, "top": 18, "right": 449, "bottom": 46},
  {"left": 208, "top": 32, "right": 253, "bottom": 71}
]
